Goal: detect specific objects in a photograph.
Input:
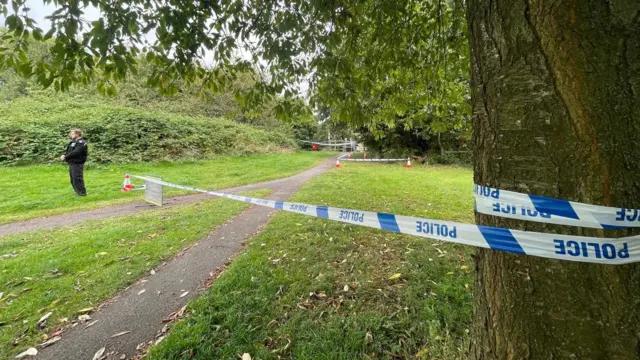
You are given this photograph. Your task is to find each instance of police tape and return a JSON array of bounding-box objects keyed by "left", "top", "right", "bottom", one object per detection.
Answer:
[
  {"left": 299, "top": 140, "right": 354, "bottom": 146},
  {"left": 130, "top": 174, "right": 640, "bottom": 265},
  {"left": 342, "top": 158, "right": 408, "bottom": 162},
  {"left": 474, "top": 184, "right": 640, "bottom": 230}
]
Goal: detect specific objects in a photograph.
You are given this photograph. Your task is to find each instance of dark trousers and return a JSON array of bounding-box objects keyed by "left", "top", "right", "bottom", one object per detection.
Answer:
[{"left": 69, "top": 163, "right": 87, "bottom": 196}]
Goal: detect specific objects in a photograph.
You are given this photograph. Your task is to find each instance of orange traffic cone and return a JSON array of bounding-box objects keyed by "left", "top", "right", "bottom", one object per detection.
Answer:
[
  {"left": 406, "top": 157, "right": 412, "bottom": 168},
  {"left": 336, "top": 159, "right": 341, "bottom": 168},
  {"left": 122, "top": 174, "right": 133, "bottom": 192}
]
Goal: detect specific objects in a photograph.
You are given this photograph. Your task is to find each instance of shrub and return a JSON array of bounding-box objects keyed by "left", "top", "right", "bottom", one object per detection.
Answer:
[
  {"left": 432, "top": 151, "right": 472, "bottom": 166},
  {"left": 0, "top": 97, "right": 297, "bottom": 165}
]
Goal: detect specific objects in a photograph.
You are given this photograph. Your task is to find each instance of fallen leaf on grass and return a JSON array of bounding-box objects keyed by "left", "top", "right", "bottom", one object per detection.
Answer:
[
  {"left": 343, "top": 285, "right": 350, "bottom": 292},
  {"left": 180, "top": 291, "right": 189, "bottom": 298},
  {"left": 446, "top": 272, "right": 454, "bottom": 276},
  {"left": 415, "top": 347, "right": 429, "bottom": 358},
  {"left": 460, "top": 265, "right": 470, "bottom": 271},
  {"left": 242, "top": 353, "right": 252, "bottom": 360},
  {"left": 163, "top": 305, "right": 187, "bottom": 323},
  {"left": 137, "top": 289, "right": 146, "bottom": 295},
  {"left": 92, "top": 347, "right": 105, "bottom": 360},
  {"left": 388, "top": 273, "right": 402, "bottom": 280},
  {"left": 154, "top": 335, "right": 166, "bottom": 345},
  {"left": 311, "top": 291, "right": 327, "bottom": 299},
  {"left": 150, "top": 269, "right": 156, "bottom": 275},
  {"left": 111, "top": 331, "right": 130, "bottom": 338},
  {"left": 77, "top": 307, "right": 94, "bottom": 314},
  {"left": 39, "top": 336, "right": 61, "bottom": 348},
  {"left": 365, "top": 331, "right": 373, "bottom": 343},
  {"left": 96, "top": 252, "right": 108, "bottom": 257},
  {"left": 15, "top": 347, "right": 37, "bottom": 358},
  {"left": 37, "top": 312, "right": 52, "bottom": 328}
]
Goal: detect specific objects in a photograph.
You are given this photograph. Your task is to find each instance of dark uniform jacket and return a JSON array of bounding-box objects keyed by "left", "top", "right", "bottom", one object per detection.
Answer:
[{"left": 65, "top": 139, "right": 88, "bottom": 164}]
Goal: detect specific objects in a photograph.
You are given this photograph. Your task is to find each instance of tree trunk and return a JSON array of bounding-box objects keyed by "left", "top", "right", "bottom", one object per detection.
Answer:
[{"left": 467, "top": 1, "right": 640, "bottom": 358}]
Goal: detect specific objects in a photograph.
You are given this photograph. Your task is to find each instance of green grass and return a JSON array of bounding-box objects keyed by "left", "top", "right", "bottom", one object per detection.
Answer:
[
  {"left": 0, "top": 189, "right": 271, "bottom": 359},
  {"left": 0, "top": 152, "right": 334, "bottom": 224},
  {"left": 149, "top": 163, "right": 474, "bottom": 359}
]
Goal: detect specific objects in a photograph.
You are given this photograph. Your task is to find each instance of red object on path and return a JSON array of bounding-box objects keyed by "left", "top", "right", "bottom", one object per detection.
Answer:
[
  {"left": 406, "top": 157, "right": 412, "bottom": 168},
  {"left": 312, "top": 144, "right": 318, "bottom": 151},
  {"left": 336, "top": 159, "right": 341, "bottom": 168},
  {"left": 122, "top": 174, "right": 133, "bottom": 192}
]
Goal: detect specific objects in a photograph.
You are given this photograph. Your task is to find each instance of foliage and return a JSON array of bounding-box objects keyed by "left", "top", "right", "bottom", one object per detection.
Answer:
[
  {"left": 0, "top": 189, "right": 270, "bottom": 359},
  {"left": 313, "top": 1, "right": 470, "bottom": 135},
  {"left": 0, "top": 96, "right": 298, "bottom": 165},
  {"left": 433, "top": 151, "right": 472, "bottom": 166},
  {"left": 359, "top": 118, "right": 471, "bottom": 158},
  {"left": 0, "top": 0, "right": 468, "bottom": 131},
  {"left": 0, "top": 151, "right": 334, "bottom": 223},
  {"left": 149, "top": 163, "right": 474, "bottom": 359},
  {"left": 0, "top": 39, "right": 295, "bottom": 131}
]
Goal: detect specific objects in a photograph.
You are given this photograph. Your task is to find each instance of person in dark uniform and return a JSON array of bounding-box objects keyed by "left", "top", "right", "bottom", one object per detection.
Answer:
[{"left": 60, "top": 129, "right": 88, "bottom": 196}]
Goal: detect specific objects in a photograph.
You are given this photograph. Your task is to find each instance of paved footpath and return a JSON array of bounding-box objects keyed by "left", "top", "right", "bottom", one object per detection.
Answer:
[
  {"left": 29, "top": 158, "right": 336, "bottom": 360},
  {"left": 0, "top": 160, "right": 335, "bottom": 238}
]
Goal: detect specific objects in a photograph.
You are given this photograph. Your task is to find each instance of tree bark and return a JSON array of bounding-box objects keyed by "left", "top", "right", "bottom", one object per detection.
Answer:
[{"left": 467, "top": 1, "right": 640, "bottom": 358}]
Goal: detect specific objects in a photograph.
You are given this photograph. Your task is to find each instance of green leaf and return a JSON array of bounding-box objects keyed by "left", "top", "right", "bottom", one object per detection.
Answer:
[{"left": 32, "top": 28, "right": 43, "bottom": 41}]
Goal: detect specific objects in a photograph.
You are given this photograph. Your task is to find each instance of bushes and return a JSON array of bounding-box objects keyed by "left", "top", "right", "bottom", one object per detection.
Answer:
[
  {"left": 432, "top": 151, "right": 472, "bottom": 166},
  {"left": 0, "top": 97, "right": 297, "bottom": 165}
]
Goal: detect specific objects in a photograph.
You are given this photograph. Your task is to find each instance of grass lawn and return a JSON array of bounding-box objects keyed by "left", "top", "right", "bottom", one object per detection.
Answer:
[
  {"left": 0, "top": 189, "right": 270, "bottom": 359},
  {"left": 0, "top": 152, "right": 334, "bottom": 224},
  {"left": 149, "top": 163, "right": 475, "bottom": 360}
]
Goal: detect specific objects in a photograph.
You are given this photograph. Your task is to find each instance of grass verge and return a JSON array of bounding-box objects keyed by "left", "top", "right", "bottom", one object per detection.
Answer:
[
  {"left": 0, "top": 189, "right": 270, "bottom": 359},
  {"left": 149, "top": 163, "right": 474, "bottom": 359},
  {"left": 0, "top": 152, "right": 333, "bottom": 224}
]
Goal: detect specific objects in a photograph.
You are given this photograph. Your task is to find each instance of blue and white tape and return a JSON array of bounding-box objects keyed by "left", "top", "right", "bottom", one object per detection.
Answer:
[
  {"left": 300, "top": 140, "right": 354, "bottom": 146},
  {"left": 474, "top": 184, "right": 640, "bottom": 229},
  {"left": 342, "top": 158, "right": 408, "bottom": 162},
  {"left": 336, "top": 153, "right": 407, "bottom": 162},
  {"left": 130, "top": 175, "right": 640, "bottom": 264}
]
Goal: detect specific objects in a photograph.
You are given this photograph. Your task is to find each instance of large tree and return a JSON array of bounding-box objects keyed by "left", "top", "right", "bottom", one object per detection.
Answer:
[
  {"left": 2, "top": 0, "right": 639, "bottom": 358},
  {"left": 468, "top": 1, "right": 640, "bottom": 358}
]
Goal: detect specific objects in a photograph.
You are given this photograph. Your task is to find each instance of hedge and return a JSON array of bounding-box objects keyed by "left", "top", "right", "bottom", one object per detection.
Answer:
[{"left": 0, "top": 98, "right": 297, "bottom": 165}]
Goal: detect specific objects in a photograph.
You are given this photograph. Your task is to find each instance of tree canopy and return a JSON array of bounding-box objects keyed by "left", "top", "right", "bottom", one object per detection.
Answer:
[{"left": 0, "top": 0, "right": 469, "bottom": 138}]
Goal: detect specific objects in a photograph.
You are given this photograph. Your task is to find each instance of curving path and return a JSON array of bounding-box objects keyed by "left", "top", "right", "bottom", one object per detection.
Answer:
[
  {"left": 30, "top": 157, "right": 337, "bottom": 360},
  {"left": 0, "top": 159, "right": 336, "bottom": 238}
]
